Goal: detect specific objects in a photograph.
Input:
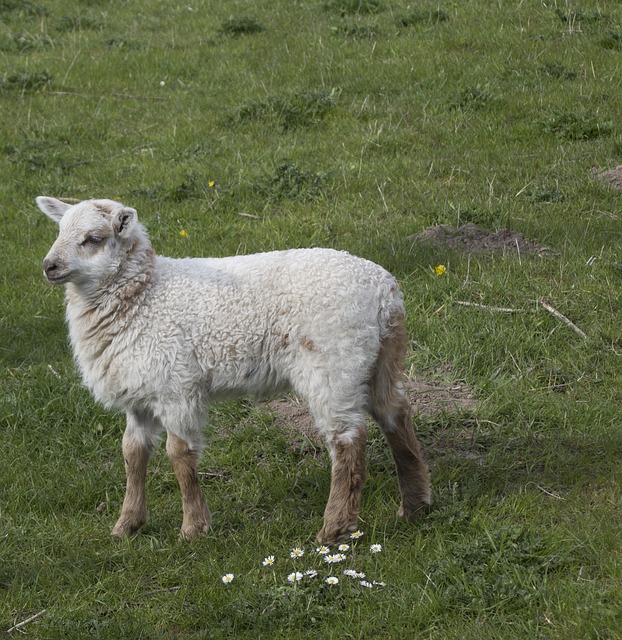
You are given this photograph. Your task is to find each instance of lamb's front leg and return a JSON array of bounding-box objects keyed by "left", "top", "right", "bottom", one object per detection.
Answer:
[
  {"left": 316, "top": 425, "right": 367, "bottom": 544},
  {"left": 112, "top": 412, "right": 158, "bottom": 538},
  {"left": 166, "top": 433, "right": 211, "bottom": 541}
]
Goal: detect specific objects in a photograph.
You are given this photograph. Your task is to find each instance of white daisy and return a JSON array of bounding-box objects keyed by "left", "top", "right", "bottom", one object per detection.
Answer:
[
  {"left": 287, "top": 572, "right": 303, "bottom": 582},
  {"left": 262, "top": 555, "right": 275, "bottom": 566},
  {"left": 290, "top": 547, "right": 305, "bottom": 559},
  {"left": 370, "top": 543, "right": 382, "bottom": 553},
  {"left": 221, "top": 573, "right": 234, "bottom": 584},
  {"left": 316, "top": 545, "right": 330, "bottom": 555},
  {"left": 325, "top": 576, "right": 339, "bottom": 585}
]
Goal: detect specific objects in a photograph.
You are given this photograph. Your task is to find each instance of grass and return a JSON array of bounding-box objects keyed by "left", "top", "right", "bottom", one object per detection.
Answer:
[{"left": 2, "top": 0, "right": 622, "bottom": 637}]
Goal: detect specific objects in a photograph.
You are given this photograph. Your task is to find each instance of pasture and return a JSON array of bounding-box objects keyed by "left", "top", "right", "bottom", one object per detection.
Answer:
[{"left": 2, "top": 0, "right": 622, "bottom": 637}]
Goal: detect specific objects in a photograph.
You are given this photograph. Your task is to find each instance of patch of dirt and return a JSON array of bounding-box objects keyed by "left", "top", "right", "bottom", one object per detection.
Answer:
[
  {"left": 262, "top": 375, "right": 477, "bottom": 445},
  {"left": 410, "top": 223, "right": 551, "bottom": 256},
  {"left": 594, "top": 165, "right": 622, "bottom": 191}
]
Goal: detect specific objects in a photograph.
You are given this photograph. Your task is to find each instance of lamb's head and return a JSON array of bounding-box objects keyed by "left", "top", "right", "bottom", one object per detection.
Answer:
[{"left": 37, "top": 197, "right": 144, "bottom": 287}]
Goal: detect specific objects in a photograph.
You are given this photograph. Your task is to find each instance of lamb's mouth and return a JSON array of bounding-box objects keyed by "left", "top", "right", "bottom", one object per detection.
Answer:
[{"left": 44, "top": 271, "right": 72, "bottom": 285}]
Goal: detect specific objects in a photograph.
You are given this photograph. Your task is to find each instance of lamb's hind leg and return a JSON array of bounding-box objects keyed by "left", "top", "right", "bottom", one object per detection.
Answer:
[
  {"left": 112, "top": 411, "right": 161, "bottom": 538},
  {"left": 166, "top": 433, "right": 211, "bottom": 541},
  {"left": 316, "top": 421, "right": 367, "bottom": 544},
  {"left": 371, "top": 313, "right": 431, "bottom": 519},
  {"left": 374, "top": 400, "right": 431, "bottom": 519}
]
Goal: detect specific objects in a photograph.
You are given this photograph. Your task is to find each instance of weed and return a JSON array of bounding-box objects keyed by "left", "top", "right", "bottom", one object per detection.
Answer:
[
  {"left": 524, "top": 187, "right": 566, "bottom": 204},
  {"left": 0, "top": 69, "right": 51, "bottom": 91},
  {"left": 333, "top": 23, "right": 380, "bottom": 39},
  {"left": 452, "top": 83, "right": 498, "bottom": 110},
  {"left": 555, "top": 8, "right": 607, "bottom": 25},
  {"left": 55, "top": 14, "right": 104, "bottom": 32},
  {"left": 226, "top": 89, "right": 337, "bottom": 130},
  {"left": 102, "top": 36, "right": 138, "bottom": 49},
  {"left": 0, "top": 31, "right": 53, "bottom": 52},
  {"left": 256, "top": 162, "right": 330, "bottom": 202},
  {"left": 0, "top": 0, "right": 46, "bottom": 16},
  {"left": 601, "top": 30, "right": 622, "bottom": 51},
  {"left": 539, "top": 61, "right": 578, "bottom": 80},
  {"left": 543, "top": 111, "right": 612, "bottom": 141},
  {"left": 323, "top": 0, "right": 382, "bottom": 16},
  {"left": 219, "top": 16, "right": 264, "bottom": 36},
  {"left": 395, "top": 9, "right": 449, "bottom": 28},
  {"left": 132, "top": 171, "right": 216, "bottom": 203},
  {"left": 426, "top": 526, "right": 571, "bottom": 614}
]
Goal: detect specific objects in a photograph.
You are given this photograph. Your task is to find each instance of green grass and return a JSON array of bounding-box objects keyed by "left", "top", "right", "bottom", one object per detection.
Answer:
[{"left": 2, "top": 0, "right": 622, "bottom": 637}]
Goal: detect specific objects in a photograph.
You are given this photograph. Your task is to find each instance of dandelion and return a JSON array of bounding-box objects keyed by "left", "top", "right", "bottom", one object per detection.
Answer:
[
  {"left": 179, "top": 229, "right": 188, "bottom": 237},
  {"left": 262, "top": 556, "right": 275, "bottom": 567},
  {"left": 287, "top": 572, "right": 303, "bottom": 582},
  {"left": 434, "top": 264, "right": 447, "bottom": 276},
  {"left": 221, "top": 573, "right": 234, "bottom": 584},
  {"left": 316, "top": 545, "right": 330, "bottom": 555},
  {"left": 370, "top": 543, "right": 382, "bottom": 554},
  {"left": 208, "top": 180, "right": 216, "bottom": 188},
  {"left": 350, "top": 530, "right": 364, "bottom": 539},
  {"left": 326, "top": 576, "right": 339, "bottom": 585},
  {"left": 338, "top": 543, "right": 350, "bottom": 552},
  {"left": 290, "top": 547, "right": 304, "bottom": 559},
  {"left": 360, "top": 580, "right": 373, "bottom": 588},
  {"left": 304, "top": 569, "right": 318, "bottom": 578}
]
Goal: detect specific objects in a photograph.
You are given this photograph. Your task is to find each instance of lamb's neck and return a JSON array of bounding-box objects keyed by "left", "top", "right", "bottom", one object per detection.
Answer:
[{"left": 65, "top": 245, "right": 156, "bottom": 352}]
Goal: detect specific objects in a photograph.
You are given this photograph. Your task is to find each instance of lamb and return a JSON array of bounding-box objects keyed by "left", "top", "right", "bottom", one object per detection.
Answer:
[{"left": 36, "top": 196, "right": 431, "bottom": 543}]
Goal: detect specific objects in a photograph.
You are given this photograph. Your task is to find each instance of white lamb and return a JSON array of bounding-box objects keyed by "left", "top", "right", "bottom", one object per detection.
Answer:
[{"left": 37, "top": 196, "right": 431, "bottom": 543}]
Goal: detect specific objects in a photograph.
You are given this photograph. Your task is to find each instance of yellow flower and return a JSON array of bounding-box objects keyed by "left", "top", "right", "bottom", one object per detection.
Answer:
[
  {"left": 434, "top": 264, "right": 447, "bottom": 276},
  {"left": 209, "top": 180, "right": 216, "bottom": 188},
  {"left": 180, "top": 229, "right": 188, "bottom": 237}
]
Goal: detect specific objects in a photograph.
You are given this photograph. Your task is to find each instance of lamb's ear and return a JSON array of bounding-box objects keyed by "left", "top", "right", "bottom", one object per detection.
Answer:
[
  {"left": 35, "top": 196, "right": 72, "bottom": 224},
  {"left": 112, "top": 206, "right": 137, "bottom": 239}
]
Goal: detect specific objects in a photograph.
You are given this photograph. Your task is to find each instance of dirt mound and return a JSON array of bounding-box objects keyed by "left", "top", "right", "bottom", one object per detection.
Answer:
[
  {"left": 410, "top": 223, "right": 550, "bottom": 255},
  {"left": 594, "top": 165, "right": 622, "bottom": 191},
  {"left": 262, "top": 375, "right": 477, "bottom": 444}
]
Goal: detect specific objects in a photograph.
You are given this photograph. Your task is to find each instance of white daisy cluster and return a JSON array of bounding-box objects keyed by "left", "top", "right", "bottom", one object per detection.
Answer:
[{"left": 221, "top": 531, "right": 387, "bottom": 590}]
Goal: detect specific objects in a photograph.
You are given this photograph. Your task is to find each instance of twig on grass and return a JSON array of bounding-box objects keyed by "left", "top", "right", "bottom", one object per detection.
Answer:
[
  {"left": 47, "top": 91, "right": 166, "bottom": 101},
  {"left": 539, "top": 298, "right": 588, "bottom": 339},
  {"left": 143, "top": 586, "right": 181, "bottom": 597},
  {"left": 237, "top": 212, "right": 262, "bottom": 220},
  {"left": 455, "top": 300, "right": 527, "bottom": 313},
  {"left": 6, "top": 609, "right": 47, "bottom": 634},
  {"left": 197, "top": 470, "right": 229, "bottom": 479}
]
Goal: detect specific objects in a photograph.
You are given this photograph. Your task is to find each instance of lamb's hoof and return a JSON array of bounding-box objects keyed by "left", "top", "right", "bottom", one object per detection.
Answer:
[
  {"left": 111, "top": 514, "right": 147, "bottom": 539},
  {"left": 316, "top": 520, "right": 357, "bottom": 545},
  {"left": 397, "top": 497, "right": 432, "bottom": 521},
  {"left": 180, "top": 519, "right": 211, "bottom": 541}
]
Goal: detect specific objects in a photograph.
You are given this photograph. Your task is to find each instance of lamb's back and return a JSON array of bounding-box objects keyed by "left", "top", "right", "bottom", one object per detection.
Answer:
[{"left": 95, "top": 248, "right": 401, "bottom": 409}]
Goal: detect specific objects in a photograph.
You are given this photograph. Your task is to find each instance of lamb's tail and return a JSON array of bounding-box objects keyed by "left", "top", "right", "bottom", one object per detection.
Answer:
[{"left": 370, "top": 290, "right": 409, "bottom": 424}]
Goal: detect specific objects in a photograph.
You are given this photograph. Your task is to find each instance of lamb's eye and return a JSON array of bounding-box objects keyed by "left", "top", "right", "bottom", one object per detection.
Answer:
[{"left": 82, "top": 235, "right": 103, "bottom": 246}]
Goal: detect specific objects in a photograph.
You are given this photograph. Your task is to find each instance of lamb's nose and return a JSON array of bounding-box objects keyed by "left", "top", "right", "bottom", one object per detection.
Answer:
[{"left": 43, "top": 258, "right": 58, "bottom": 277}]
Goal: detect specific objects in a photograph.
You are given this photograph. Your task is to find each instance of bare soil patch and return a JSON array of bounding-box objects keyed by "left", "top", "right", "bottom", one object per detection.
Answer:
[
  {"left": 594, "top": 165, "right": 622, "bottom": 192},
  {"left": 262, "top": 374, "right": 477, "bottom": 445},
  {"left": 410, "top": 223, "right": 551, "bottom": 256}
]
